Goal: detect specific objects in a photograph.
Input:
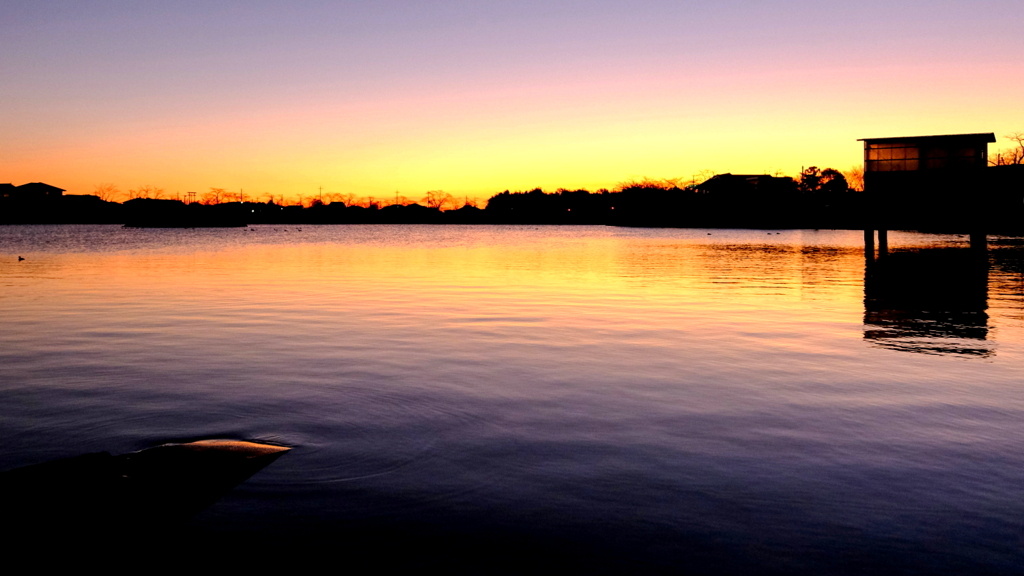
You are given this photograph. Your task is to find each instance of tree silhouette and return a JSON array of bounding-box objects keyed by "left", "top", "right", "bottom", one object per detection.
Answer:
[
  {"left": 128, "top": 185, "right": 165, "bottom": 200},
  {"left": 92, "top": 183, "right": 120, "bottom": 202},
  {"left": 990, "top": 132, "right": 1024, "bottom": 166},
  {"left": 841, "top": 165, "right": 864, "bottom": 192},
  {"left": 423, "top": 190, "right": 455, "bottom": 210},
  {"left": 614, "top": 177, "right": 685, "bottom": 192},
  {"left": 382, "top": 193, "right": 413, "bottom": 207},
  {"left": 688, "top": 170, "right": 716, "bottom": 189},
  {"left": 798, "top": 167, "right": 848, "bottom": 194},
  {"left": 200, "top": 188, "right": 226, "bottom": 205}
]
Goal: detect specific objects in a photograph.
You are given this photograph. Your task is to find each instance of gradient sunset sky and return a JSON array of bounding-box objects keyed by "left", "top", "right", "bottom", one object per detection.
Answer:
[{"left": 3, "top": 1, "right": 1022, "bottom": 203}]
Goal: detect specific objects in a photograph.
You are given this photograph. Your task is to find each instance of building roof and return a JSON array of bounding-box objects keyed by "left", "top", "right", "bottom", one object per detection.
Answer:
[
  {"left": 858, "top": 133, "right": 996, "bottom": 144},
  {"left": 16, "top": 182, "right": 66, "bottom": 192},
  {"left": 697, "top": 173, "right": 793, "bottom": 185}
]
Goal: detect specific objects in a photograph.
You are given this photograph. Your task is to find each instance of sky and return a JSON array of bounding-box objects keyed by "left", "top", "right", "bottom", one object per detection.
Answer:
[{"left": 2, "top": 1, "right": 1023, "bottom": 204}]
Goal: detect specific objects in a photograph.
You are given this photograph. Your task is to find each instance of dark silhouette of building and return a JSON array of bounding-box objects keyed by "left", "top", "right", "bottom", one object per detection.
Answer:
[
  {"left": 1, "top": 182, "right": 126, "bottom": 224},
  {"left": 694, "top": 174, "right": 796, "bottom": 196},
  {"left": 985, "top": 164, "right": 1024, "bottom": 231},
  {"left": 862, "top": 133, "right": 993, "bottom": 175},
  {"left": 6, "top": 181, "right": 66, "bottom": 201},
  {"left": 1, "top": 182, "right": 66, "bottom": 223},
  {"left": 2, "top": 182, "right": 64, "bottom": 208},
  {"left": 859, "top": 133, "right": 995, "bottom": 230}
]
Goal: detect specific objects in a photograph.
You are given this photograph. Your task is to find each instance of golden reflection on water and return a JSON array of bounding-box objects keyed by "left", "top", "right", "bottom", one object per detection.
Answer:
[
  {"left": 3, "top": 230, "right": 863, "bottom": 325},
  {"left": 3, "top": 226, "right": 1022, "bottom": 364}
]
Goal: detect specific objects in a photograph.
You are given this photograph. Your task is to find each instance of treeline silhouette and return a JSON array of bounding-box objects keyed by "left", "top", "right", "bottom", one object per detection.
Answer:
[
  {"left": 4, "top": 163, "right": 1022, "bottom": 231},
  {"left": 127, "top": 168, "right": 862, "bottom": 228}
]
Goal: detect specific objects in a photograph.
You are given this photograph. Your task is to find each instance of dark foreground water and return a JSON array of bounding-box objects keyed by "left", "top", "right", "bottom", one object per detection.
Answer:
[{"left": 2, "top": 225, "right": 1023, "bottom": 573}]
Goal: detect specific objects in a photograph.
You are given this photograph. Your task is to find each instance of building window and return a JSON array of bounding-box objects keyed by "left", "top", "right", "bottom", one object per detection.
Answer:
[
  {"left": 866, "top": 143, "right": 986, "bottom": 172},
  {"left": 866, "top": 143, "right": 920, "bottom": 172}
]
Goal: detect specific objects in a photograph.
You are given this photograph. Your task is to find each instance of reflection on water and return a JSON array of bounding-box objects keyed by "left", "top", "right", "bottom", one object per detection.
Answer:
[
  {"left": 2, "top": 225, "right": 1024, "bottom": 573},
  {"left": 864, "top": 247, "right": 991, "bottom": 357}
]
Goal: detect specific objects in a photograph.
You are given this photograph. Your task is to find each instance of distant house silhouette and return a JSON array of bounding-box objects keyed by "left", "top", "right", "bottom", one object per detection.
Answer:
[
  {"left": 695, "top": 174, "right": 796, "bottom": 196},
  {"left": 3, "top": 182, "right": 65, "bottom": 201},
  {"left": 22, "top": 182, "right": 65, "bottom": 198},
  {"left": 1, "top": 182, "right": 67, "bottom": 223}
]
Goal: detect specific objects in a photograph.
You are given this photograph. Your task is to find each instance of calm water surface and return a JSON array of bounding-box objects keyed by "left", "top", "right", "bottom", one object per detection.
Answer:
[{"left": 2, "top": 225, "right": 1024, "bottom": 573}]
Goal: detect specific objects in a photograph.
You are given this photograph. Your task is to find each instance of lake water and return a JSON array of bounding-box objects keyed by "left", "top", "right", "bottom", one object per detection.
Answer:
[{"left": 2, "top": 225, "right": 1024, "bottom": 573}]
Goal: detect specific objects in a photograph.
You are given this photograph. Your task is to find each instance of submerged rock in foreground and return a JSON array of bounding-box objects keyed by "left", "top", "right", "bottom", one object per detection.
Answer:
[{"left": 0, "top": 439, "right": 289, "bottom": 538}]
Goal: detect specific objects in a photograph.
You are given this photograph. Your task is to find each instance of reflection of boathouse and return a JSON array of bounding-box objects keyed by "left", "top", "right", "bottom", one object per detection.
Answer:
[{"left": 863, "top": 247, "right": 990, "bottom": 357}]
